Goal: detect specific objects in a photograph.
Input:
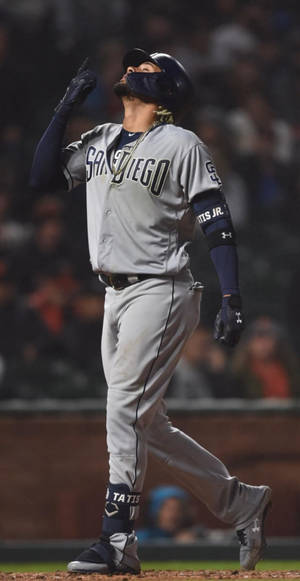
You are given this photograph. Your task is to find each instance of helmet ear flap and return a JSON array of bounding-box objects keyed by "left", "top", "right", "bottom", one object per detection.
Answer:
[{"left": 155, "top": 72, "right": 174, "bottom": 95}]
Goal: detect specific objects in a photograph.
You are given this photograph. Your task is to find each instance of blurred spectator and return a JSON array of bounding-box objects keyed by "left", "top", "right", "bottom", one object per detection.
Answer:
[
  {"left": 27, "top": 272, "right": 71, "bottom": 342},
  {"left": 227, "top": 92, "right": 293, "bottom": 216},
  {"left": 137, "top": 485, "right": 206, "bottom": 542},
  {"left": 0, "top": 273, "right": 22, "bottom": 362},
  {"left": 168, "top": 325, "right": 234, "bottom": 399},
  {"left": 209, "top": 4, "right": 258, "bottom": 69},
  {"left": 13, "top": 217, "right": 72, "bottom": 293},
  {"left": 0, "top": 269, "right": 99, "bottom": 399},
  {"left": 231, "top": 317, "right": 300, "bottom": 398},
  {"left": 171, "top": 28, "right": 215, "bottom": 80},
  {"left": 62, "top": 286, "right": 106, "bottom": 394},
  {"left": 255, "top": 37, "right": 287, "bottom": 116},
  {"left": 227, "top": 92, "right": 293, "bottom": 164},
  {"left": 196, "top": 108, "right": 248, "bottom": 227},
  {"left": 32, "top": 194, "right": 64, "bottom": 222},
  {"left": 221, "top": 54, "right": 264, "bottom": 111},
  {"left": 0, "top": 187, "right": 31, "bottom": 250},
  {"left": 0, "top": 267, "right": 65, "bottom": 398},
  {"left": 267, "top": 30, "right": 300, "bottom": 125}
]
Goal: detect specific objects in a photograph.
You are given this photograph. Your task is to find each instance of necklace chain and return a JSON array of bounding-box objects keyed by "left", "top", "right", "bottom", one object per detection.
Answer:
[{"left": 111, "top": 126, "right": 154, "bottom": 177}]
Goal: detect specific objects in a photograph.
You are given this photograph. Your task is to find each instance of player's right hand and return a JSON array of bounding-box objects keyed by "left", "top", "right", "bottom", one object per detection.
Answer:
[
  {"left": 55, "top": 58, "right": 97, "bottom": 114},
  {"left": 214, "top": 294, "right": 245, "bottom": 347}
]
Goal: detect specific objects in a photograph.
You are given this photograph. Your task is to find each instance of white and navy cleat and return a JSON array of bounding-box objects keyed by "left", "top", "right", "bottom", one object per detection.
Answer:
[
  {"left": 67, "top": 531, "right": 141, "bottom": 574},
  {"left": 237, "top": 485, "right": 272, "bottom": 570}
]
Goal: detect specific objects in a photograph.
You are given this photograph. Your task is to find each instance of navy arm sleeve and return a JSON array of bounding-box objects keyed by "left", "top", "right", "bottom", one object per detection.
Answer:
[
  {"left": 209, "top": 245, "right": 239, "bottom": 295},
  {"left": 192, "top": 191, "right": 240, "bottom": 296},
  {"left": 29, "top": 111, "right": 70, "bottom": 192}
]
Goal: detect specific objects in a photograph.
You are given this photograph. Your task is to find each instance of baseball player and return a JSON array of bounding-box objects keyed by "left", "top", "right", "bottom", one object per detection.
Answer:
[{"left": 30, "top": 49, "right": 271, "bottom": 574}]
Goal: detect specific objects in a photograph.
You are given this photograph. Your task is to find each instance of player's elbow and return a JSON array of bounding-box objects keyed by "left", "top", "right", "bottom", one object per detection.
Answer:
[
  {"left": 29, "top": 169, "right": 68, "bottom": 193},
  {"left": 29, "top": 162, "right": 49, "bottom": 192},
  {"left": 29, "top": 174, "right": 46, "bottom": 192}
]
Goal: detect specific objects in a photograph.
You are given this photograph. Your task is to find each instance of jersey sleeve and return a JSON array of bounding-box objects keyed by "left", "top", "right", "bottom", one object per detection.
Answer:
[
  {"left": 179, "top": 143, "right": 222, "bottom": 203},
  {"left": 61, "top": 139, "right": 86, "bottom": 191}
]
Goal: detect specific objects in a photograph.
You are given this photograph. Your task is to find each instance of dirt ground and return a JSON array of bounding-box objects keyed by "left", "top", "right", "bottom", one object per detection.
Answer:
[{"left": 1, "top": 571, "right": 300, "bottom": 581}]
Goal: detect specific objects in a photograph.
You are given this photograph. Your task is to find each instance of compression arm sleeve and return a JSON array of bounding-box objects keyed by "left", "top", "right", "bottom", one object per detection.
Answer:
[
  {"left": 210, "top": 245, "right": 240, "bottom": 295},
  {"left": 29, "top": 110, "right": 70, "bottom": 192},
  {"left": 192, "top": 190, "right": 240, "bottom": 295}
]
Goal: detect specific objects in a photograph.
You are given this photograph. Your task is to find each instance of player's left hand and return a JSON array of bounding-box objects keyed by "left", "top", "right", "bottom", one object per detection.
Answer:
[{"left": 214, "top": 294, "right": 245, "bottom": 347}]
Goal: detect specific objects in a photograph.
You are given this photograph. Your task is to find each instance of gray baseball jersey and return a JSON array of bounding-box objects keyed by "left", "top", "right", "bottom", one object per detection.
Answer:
[{"left": 62, "top": 123, "right": 221, "bottom": 274}]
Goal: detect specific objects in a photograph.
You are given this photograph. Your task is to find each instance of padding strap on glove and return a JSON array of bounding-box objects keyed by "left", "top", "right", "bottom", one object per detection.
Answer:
[
  {"left": 214, "top": 294, "right": 245, "bottom": 347},
  {"left": 55, "top": 57, "right": 97, "bottom": 114}
]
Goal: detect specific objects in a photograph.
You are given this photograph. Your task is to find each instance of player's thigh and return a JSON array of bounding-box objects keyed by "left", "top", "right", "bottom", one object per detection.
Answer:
[
  {"left": 106, "top": 278, "right": 201, "bottom": 443},
  {"left": 109, "top": 276, "right": 201, "bottom": 389}
]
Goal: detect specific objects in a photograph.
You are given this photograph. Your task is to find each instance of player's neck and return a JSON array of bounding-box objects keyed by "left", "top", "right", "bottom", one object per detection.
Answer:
[{"left": 122, "top": 98, "right": 157, "bottom": 132}]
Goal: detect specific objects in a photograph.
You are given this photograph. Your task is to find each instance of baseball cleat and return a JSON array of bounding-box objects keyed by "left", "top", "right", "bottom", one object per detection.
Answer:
[
  {"left": 237, "top": 485, "right": 272, "bottom": 570},
  {"left": 67, "top": 532, "right": 141, "bottom": 574}
]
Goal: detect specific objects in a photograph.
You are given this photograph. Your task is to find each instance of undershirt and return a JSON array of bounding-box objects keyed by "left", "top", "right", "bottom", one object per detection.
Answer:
[{"left": 117, "top": 129, "right": 143, "bottom": 149}]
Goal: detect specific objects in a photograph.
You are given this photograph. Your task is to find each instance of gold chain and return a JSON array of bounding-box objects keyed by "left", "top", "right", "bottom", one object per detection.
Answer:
[
  {"left": 111, "top": 112, "right": 173, "bottom": 178},
  {"left": 111, "top": 128, "right": 152, "bottom": 177}
]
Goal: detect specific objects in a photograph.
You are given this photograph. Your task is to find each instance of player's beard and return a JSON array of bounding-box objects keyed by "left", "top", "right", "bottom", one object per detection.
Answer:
[{"left": 113, "top": 81, "right": 133, "bottom": 98}]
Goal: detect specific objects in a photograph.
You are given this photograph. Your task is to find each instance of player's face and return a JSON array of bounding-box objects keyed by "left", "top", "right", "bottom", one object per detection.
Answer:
[
  {"left": 114, "top": 61, "right": 161, "bottom": 98},
  {"left": 125, "top": 61, "right": 161, "bottom": 76}
]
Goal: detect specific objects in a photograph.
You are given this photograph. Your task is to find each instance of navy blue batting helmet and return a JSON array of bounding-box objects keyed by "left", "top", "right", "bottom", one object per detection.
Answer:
[{"left": 122, "top": 48, "right": 193, "bottom": 118}]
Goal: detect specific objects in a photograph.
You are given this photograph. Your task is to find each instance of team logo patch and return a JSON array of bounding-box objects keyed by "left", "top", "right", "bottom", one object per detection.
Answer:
[
  {"left": 105, "top": 502, "right": 119, "bottom": 517},
  {"left": 252, "top": 518, "right": 260, "bottom": 533},
  {"left": 236, "top": 312, "right": 243, "bottom": 324},
  {"left": 206, "top": 161, "right": 222, "bottom": 186}
]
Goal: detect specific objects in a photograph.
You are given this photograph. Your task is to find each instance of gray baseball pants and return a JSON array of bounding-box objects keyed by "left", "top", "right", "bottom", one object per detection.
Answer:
[{"left": 101, "top": 269, "right": 266, "bottom": 529}]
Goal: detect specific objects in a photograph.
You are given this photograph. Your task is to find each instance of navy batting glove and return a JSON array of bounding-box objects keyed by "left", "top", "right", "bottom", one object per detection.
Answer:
[
  {"left": 55, "top": 57, "right": 97, "bottom": 114},
  {"left": 214, "top": 294, "right": 245, "bottom": 347}
]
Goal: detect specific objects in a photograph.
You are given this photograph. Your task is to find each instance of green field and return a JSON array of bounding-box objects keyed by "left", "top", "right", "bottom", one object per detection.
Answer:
[{"left": 1, "top": 560, "right": 300, "bottom": 572}]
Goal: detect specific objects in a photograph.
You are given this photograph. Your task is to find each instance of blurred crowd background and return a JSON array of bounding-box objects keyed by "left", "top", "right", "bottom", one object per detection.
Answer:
[{"left": 0, "top": 0, "right": 300, "bottom": 400}]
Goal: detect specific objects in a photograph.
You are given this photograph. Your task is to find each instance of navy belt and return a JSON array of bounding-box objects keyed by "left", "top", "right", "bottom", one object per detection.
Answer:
[{"left": 100, "top": 273, "right": 156, "bottom": 290}]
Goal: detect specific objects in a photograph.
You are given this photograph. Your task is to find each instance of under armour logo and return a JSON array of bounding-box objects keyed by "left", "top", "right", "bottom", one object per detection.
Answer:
[
  {"left": 105, "top": 502, "right": 119, "bottom": 517},
  {"left": 221, "top": 232, "right": 232, "bottom": 239},
  {"left": 236, "top": 312, "right": 242, "bottom": 324},
  {"left": 252, "top": 519, "right": 260, "bottom": 533}
]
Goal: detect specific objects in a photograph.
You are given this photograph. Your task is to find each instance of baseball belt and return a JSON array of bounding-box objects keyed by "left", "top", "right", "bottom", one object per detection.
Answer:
[{"left": 100, "top": 272, "right": 159, "bottom": 290}]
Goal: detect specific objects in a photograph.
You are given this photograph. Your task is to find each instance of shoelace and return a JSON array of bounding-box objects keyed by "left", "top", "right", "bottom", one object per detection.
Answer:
[{"left": 237, "top": 530, "right": 246, "bottom": 545}]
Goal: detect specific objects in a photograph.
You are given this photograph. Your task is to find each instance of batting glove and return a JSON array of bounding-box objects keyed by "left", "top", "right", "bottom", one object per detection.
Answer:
[
  {"left": 214, "top": 294, "right": 245, "bottom": 347},
  {"left": 55, "top": 58, "right": 97, "bottom": 114}
]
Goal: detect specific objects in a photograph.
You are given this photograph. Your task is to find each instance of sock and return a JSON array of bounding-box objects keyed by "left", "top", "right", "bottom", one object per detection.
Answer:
[{"left": 102, "top": 483, "right": 141, "bottom": 537}]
